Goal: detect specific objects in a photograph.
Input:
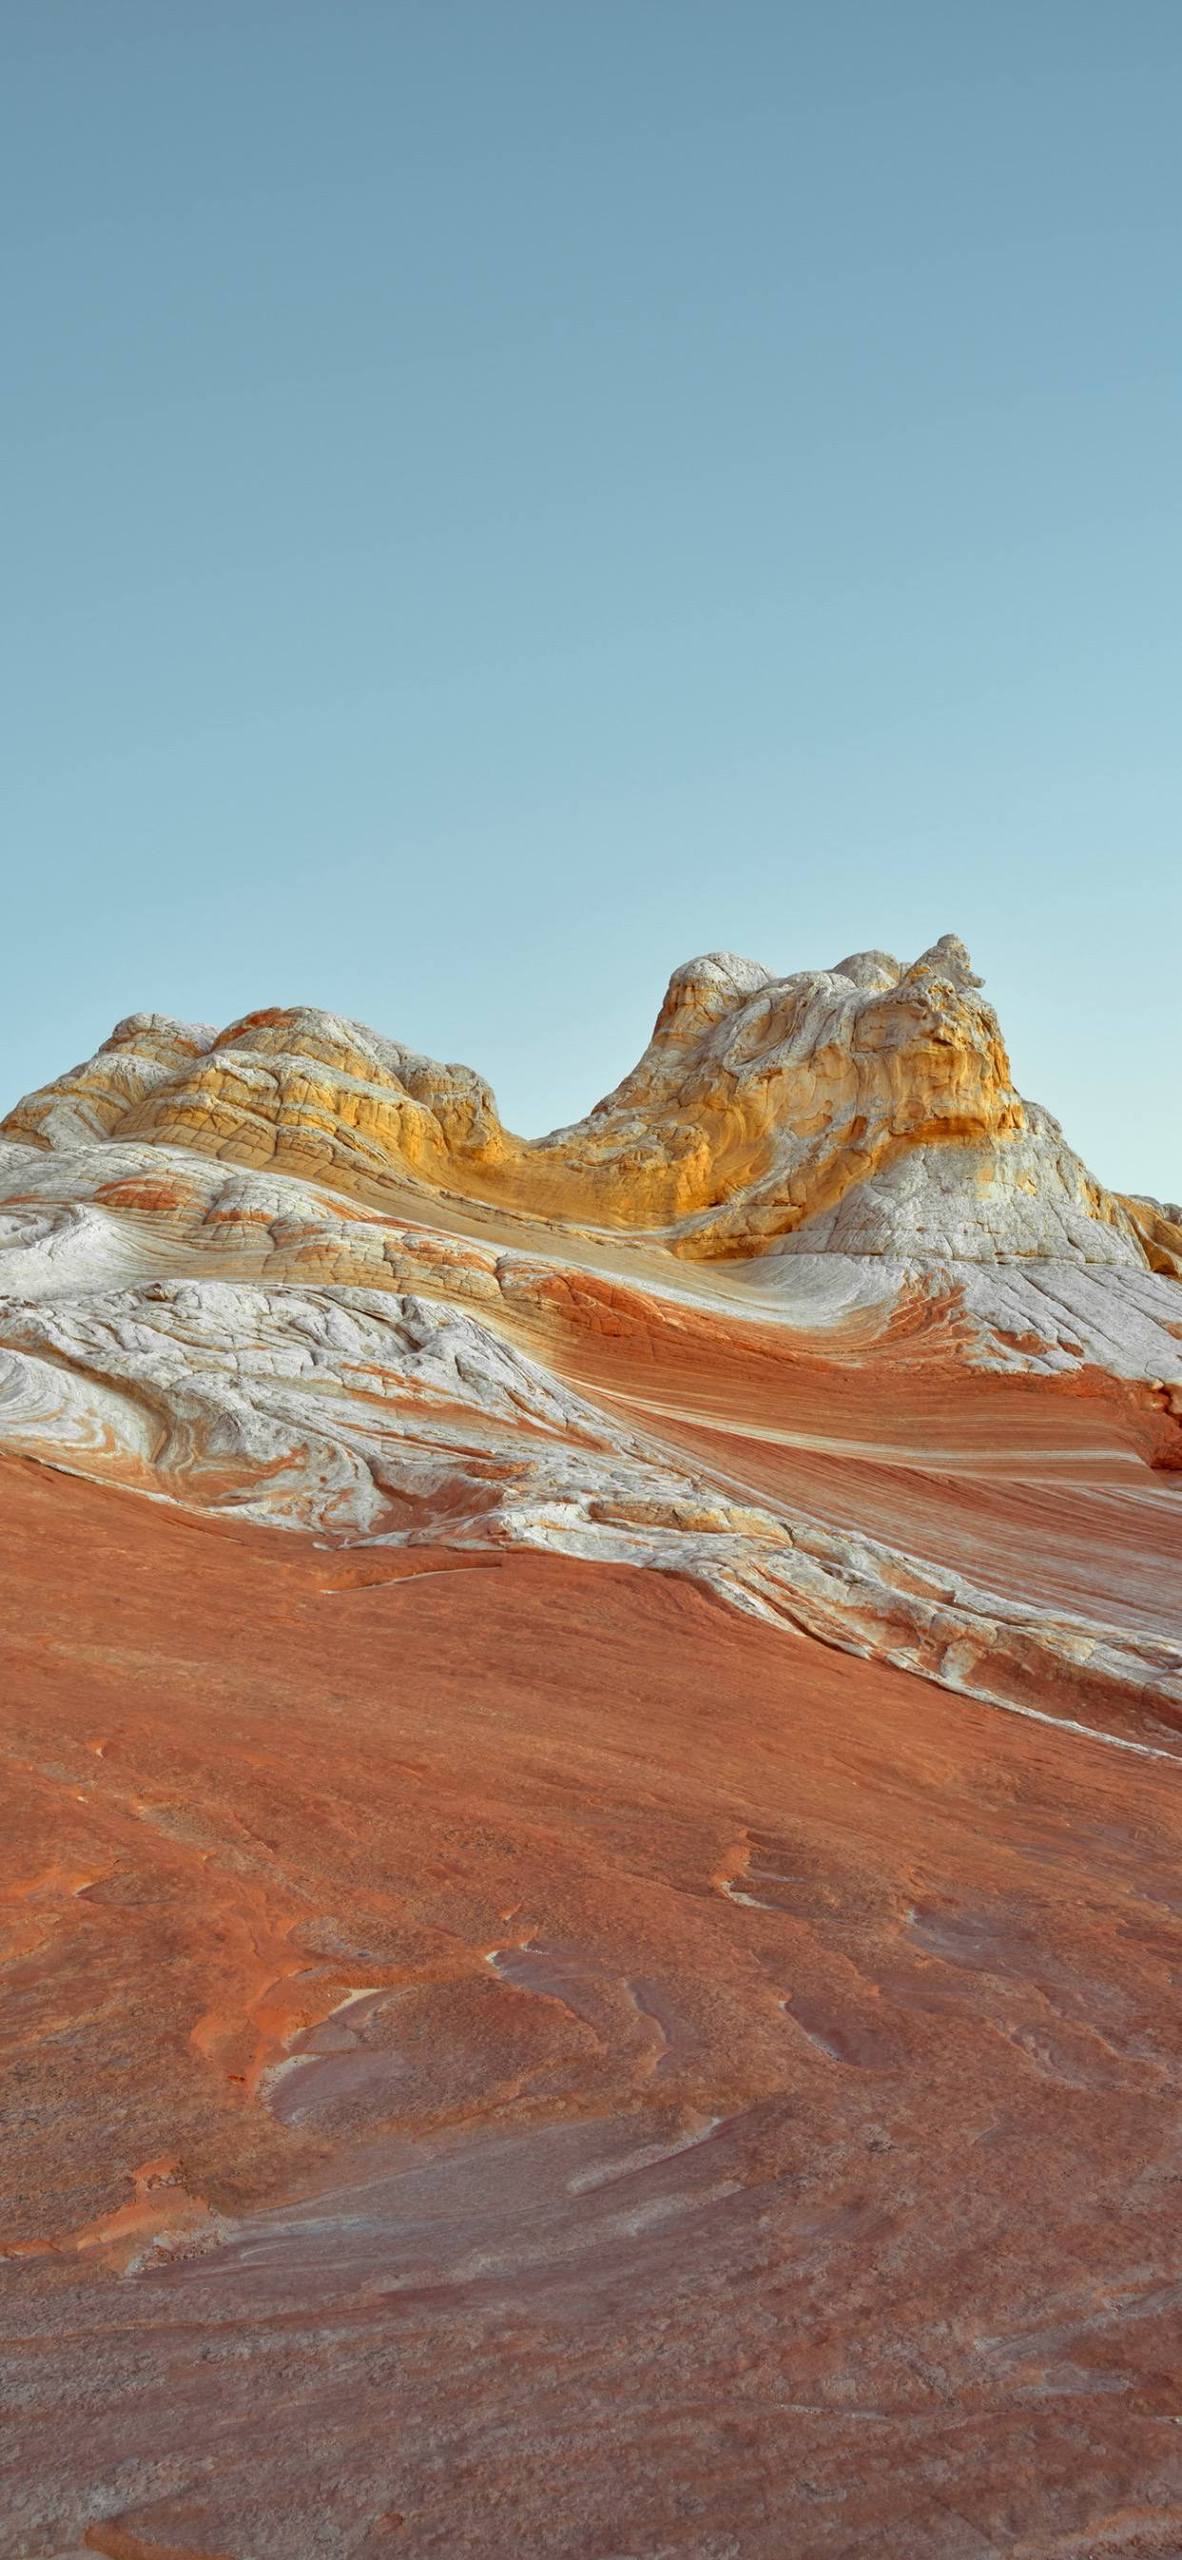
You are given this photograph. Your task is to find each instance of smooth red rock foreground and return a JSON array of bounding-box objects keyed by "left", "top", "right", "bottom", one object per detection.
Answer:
[{"left": 2, "top": 1457, "right": 1180, "bottom": 2560}]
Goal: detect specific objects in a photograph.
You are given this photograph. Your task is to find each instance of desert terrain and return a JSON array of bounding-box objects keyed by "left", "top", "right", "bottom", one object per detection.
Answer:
[{"left": 1, "top": 936, "right": 1179, "bottom": 2557}]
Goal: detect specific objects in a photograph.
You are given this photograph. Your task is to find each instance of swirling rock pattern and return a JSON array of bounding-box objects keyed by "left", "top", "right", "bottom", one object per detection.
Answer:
[{"left": 1, "top": 940, "right": 1180, "bottom": 2557}]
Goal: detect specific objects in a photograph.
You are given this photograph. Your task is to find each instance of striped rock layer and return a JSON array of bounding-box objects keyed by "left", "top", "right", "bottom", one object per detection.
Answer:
[{"left": 1, "top": 938, "right": 1180, "bottom": 2558}]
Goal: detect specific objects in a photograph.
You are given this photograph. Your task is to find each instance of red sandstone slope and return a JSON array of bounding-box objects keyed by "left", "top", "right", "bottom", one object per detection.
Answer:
[{"left": 2, "top": 1460, "right": 1180, "bottom": 2560}]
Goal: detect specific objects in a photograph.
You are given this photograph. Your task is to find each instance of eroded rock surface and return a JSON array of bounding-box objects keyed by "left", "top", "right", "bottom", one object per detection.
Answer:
[
  {"left": 1, "top": 940, "right": 1180, "bottom": 2557},
  {"left": 9, "top": 935, "right": 1181, "bottom": 1270}
]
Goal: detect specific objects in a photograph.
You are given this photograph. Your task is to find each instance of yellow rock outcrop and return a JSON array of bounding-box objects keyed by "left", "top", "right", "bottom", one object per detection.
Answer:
[{"left": 4, "top": 935, "right": 1163, "bottom": 1273}]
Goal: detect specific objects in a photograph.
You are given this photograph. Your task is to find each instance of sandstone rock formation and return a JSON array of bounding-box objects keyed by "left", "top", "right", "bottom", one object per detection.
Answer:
[
  {"left": 1, "top": 939, "right": 1180, "bottom": 2558},
  {"left": 10, "top": 937, "right": 1181, "bottom": 1280}
]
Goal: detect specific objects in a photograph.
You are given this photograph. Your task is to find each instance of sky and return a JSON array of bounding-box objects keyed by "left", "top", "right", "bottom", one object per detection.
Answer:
[{"left": 2, "top": 1, "right": 1179, "bottom": 1198}]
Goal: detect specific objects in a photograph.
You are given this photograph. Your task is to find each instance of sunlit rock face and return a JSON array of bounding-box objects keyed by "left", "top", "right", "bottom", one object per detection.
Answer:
[
  {"left": 12, "top": 931, "right": 1179, "bottom": 1269},
  {"left": 2, "top": 939, "right": 1181, "bottom": 2557}
]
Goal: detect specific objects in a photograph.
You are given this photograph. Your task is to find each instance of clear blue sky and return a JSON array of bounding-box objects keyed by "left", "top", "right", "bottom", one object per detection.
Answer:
[{"left": 3, "top": 1, "right": 1179, "bottom": 1197}]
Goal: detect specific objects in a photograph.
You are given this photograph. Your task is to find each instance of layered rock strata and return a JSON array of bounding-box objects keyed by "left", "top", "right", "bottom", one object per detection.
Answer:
[
  {"left": 1, "top": 937, "right": 1180, "bottom": 2557},
  {"left": 1, "top": 937, "right": 1179, "bottom": 1745}
]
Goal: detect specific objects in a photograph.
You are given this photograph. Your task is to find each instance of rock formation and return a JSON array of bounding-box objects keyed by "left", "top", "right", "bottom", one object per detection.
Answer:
[
  {"left": 1, "top": 938, "right": 1180, "bottom": 2558},
  {"left": 10, "top": 935, "right": 1181, "bottom": 1278}
]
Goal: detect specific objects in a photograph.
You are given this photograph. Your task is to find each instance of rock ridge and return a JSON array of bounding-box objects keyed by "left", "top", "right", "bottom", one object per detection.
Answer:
[{"left": 6, "top": 937, "right": 1180, "bottom": 1277}]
